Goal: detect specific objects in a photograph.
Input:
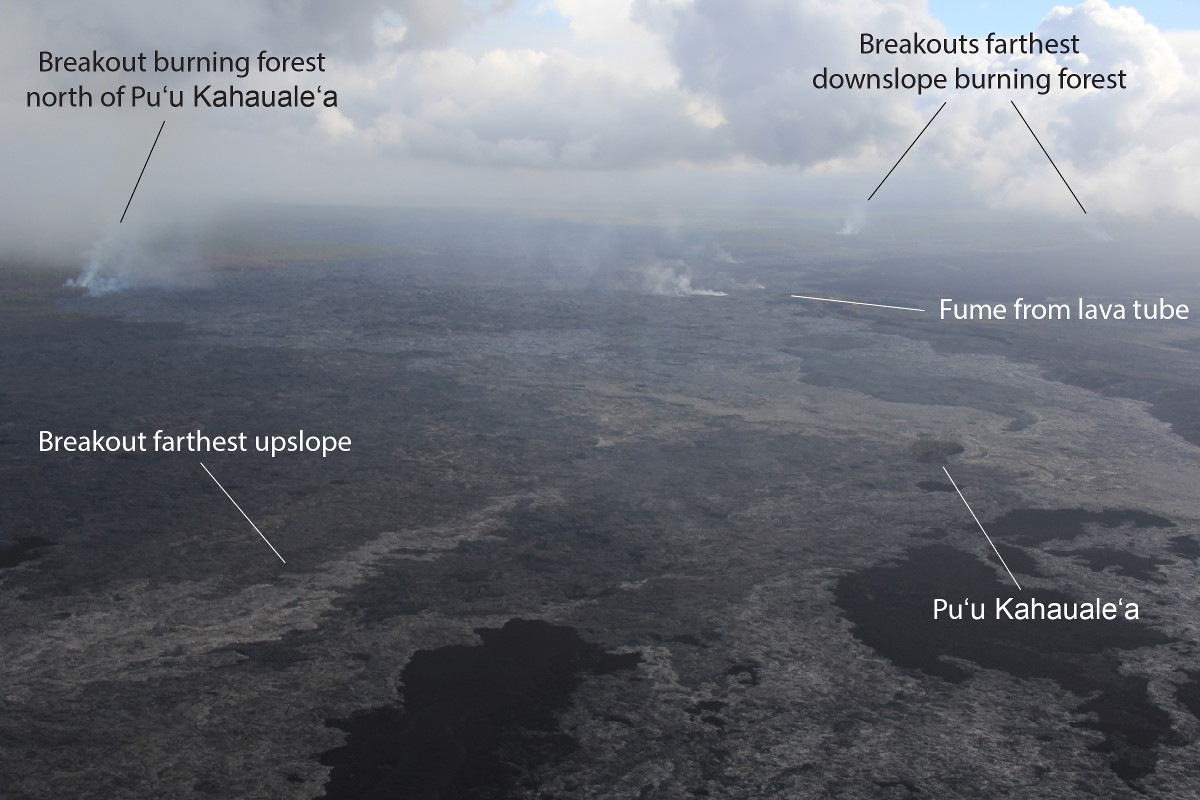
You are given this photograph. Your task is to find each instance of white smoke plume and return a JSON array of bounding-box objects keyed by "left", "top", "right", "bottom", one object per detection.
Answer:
[
  {"left": 67, "top": 227, "right": 203, "bottom": 296},
  {"left": 642, "top": 260, "right": 727, "bottom": 297},
  {"left": 67, "top": 229, "right": 146, "bottom": 295},
  {"left": 1081, "top": 217, "right": 1115, "bottom": 242},
  {"left": 837, "top": 204, "right": 869, "bottom": 235},
  {"left": 711, "top": 244, "right": 740, "bottom": 264}
]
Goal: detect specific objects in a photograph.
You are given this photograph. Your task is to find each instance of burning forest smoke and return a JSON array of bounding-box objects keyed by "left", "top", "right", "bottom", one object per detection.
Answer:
[
  {"left": 642, "top": 260, "right": 727, "bottom": 297},
  {"left": 67, "top": 228, "right": 203, "bottom": 296}
]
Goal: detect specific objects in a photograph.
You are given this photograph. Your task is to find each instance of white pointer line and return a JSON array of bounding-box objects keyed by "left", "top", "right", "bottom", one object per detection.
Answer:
[
  {"left": 200, "top": 462, "right": 287, "bottom": 563},
  {"left": 942, "top": 467, "right": 1021, "bottom": 591},
  {"left": 790, "top": 295, "right": 925, "bottom": 313}
]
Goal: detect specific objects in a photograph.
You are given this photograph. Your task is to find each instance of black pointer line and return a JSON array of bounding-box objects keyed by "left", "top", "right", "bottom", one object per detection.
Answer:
[
  {"left": 1010, "top": 101, "right": 1086, "bottom": 214},
  {"left": 867, "top": 101, "right": 947, "bottom": 202},
  {"left": 120, "top": 120, "right": 165, "bottom": 223}
]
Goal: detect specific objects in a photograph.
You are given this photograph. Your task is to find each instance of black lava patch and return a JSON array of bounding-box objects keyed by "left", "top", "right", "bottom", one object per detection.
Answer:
[
  {"left": 834, "top": 544, "right": 1176, "bottom": 783},
  {"left": 319, "top": 619, "right": 640, "bottom": 799},
  {"left": 908, "top": 437, "right": 964, "bottom": 464},
  {"left": 1048, "top": 547, "right": 1171, "bottom": 583},
  {"left": 991, "top": 542, "right": 1044, "bottom": 578},
  {"left": 1168, "top": 535, "right": 1200, "bottom": 560},
  {"left": 987, "top": 508, "right": 1174, "bottom": 547},
  {"left": 0, "top": 536, "right": 55, "bottom": 569},
  {"left": 1175, "top": 671, "right": 1200, "bottom": 722}
]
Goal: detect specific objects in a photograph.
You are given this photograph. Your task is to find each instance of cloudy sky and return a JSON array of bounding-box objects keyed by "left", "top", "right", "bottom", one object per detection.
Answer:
[{"left": 4, "top": 0, "right": 1199, "bottom": 256}]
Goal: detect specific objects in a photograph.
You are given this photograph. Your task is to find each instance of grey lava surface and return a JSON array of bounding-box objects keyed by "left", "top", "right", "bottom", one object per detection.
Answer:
[{"left": 4, "top": 214, "right": 1200, "bottom": 798}]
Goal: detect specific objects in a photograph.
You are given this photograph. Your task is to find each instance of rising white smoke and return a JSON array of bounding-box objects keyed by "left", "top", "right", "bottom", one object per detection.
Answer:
[
  {"left": 642, "top": 260, "right": 727, "bottom": 296},
  {"left": 837, "top": 204, "right": 869, "bottom": 236},
  {"left": 67, "top": 227, "right": 203, "bottom": 296},
  {"left": 67, "top": 229, "right": 145, "bottom": 295},
  {"left": 1081, "top": 217, "right": 1115, "bottom": 242},
  {"left": 711, "top": 244, "right": 740, "bottom": 264}
]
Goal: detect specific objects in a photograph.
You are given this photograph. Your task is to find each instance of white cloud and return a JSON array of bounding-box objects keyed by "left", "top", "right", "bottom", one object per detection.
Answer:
[
  {"left": 641, "top": 0, "right": 945, "bottom": 167},
  {"left": 640, "top": 0, "right": 1200, "bottom": 217},
  {"left": 944, "top": 0, "right": 1200, "bottom": 215},
  {"left": 334, "top": 43, "right": 723, "bottom": 167},
  {"left": 3, "top": 0, "right": 1200, "bottom": 258}
]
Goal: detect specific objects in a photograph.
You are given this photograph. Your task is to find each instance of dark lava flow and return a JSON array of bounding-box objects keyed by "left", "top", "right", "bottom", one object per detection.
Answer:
[
  {"left": 987, "top": 508, "right": 1174, "bottom": 546},
  {"left": 981, "top": 507, "right": 1177, "bottom": 584},
  {"left": 1048, "top": 547, "right": 1171, "bottom": 583},
  {"left": 1175, "top": 671, "right": 1200, "bottom": 722},
  {"left": 1168, "top": 535, "right": 1200, "bottom": 560},
  {"left": 835, "top": 543, "right": 1177, "bottom": 784},
  {"left": 319, "top": 619, "right": 640, "bottom": 799},
  {"left": 0, "top": 536, "right": 55, "bottom": 569}
]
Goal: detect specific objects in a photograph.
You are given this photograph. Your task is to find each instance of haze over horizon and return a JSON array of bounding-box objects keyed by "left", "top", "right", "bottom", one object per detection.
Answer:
[{"left": 5, "top": 0, "right": 1200, "bottom": 261}]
